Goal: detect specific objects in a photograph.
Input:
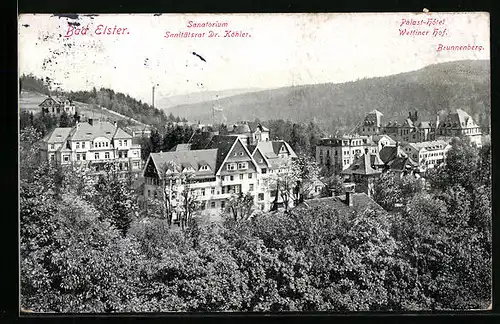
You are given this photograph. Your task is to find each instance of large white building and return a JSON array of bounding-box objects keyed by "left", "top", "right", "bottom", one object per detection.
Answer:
[
  {"left": 316, "top": 135, "right": 378, "bottom": 174},
  {"left": 142, "top": 128, "right": 300, "bottom": 217},
  {"left": 39, "top": 119, "right": 142, "bottom": 178},
  {"left": 401, "top": 140, "right": 452, "bottom": 172}
]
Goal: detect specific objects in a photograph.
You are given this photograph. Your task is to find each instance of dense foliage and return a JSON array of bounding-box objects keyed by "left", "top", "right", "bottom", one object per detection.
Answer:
[{"left": 20, "top": 128, "right": 491, "bottom": 311}]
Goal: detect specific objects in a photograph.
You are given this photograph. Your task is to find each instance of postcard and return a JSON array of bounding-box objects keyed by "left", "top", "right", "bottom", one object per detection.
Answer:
[{"left": 18, "top": 13, "right": 491, "bottom": 313}]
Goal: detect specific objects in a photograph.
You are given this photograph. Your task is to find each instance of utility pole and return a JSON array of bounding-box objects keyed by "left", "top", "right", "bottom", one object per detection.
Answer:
[
  {"left": 152, "top": 85, "right": 155, "bottom": 109},
  {"left": 152, "top": 83, "right": 160, "bottom": 109}
]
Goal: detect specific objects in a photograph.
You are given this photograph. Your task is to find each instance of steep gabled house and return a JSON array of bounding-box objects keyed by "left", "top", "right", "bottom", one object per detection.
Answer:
[
  {"left": 143, "top": 135, "right": 262, "bottom": 216},
  {"left": 341, "top": 148, "right": 383, "bottom": 197},
  {"left": 39, "top": 96, "right": 76, "bottom": 116}
]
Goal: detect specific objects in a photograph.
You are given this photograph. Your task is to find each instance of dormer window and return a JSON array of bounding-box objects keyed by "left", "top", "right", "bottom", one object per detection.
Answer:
[{"left": 200, "top": 165, "right": 210, "bottom": 171}]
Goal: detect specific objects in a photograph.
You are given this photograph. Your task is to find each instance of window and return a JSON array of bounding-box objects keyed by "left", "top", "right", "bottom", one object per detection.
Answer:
[
  {"left": 239, "top": 152, "right": 244, "bottom": 156},
  {"left": 258, "top": 193, "right": 264, "bottom": 201},
  {"left": 148, "top": 190, "right": 151, "bottom": 197},
  {"left": 239, "top": 174, "right": 244, "bottom": 180},
  {"left": 248, "top": 173, "right": 253, "bottom": 179},
  {"left": 76, "top": 154, "right": 80, "bottom": 161},
  {"left": 133, "top": 161, "right": 139, "bottom": 168},
  {"left": 262, "top": 168, "right": 267, "bottom": 174},
  {"left": 200, "top": 165, "right": 209, "bottom": 171},
  {"left": 82, "top": 154, "right": 86, "bottom": 160},
  {"left": 249, "top": 184, "right": 254, "bottom": 191},
  {"left": 238, "top": 162, "right": 248, "bottom": 169},
  {"left": 230, "top": 175, "right": 234, "bottom": 181},
  {"left": 210, "top": 201, "right": 216, "bottom": 208},
  {"left": 49, "top": 154, "right": 55, "bottom": 161},
  {"left": 259, "top": 159, "right": 263, "bottom": 163},
  {"left": 76, "top": 142, "right": 80, "bottom": 149},
  {"left": 211, "top": 187, "right": 215, "bottom": 195},
  {"left": 82, "top": 142, "right": 85, "bottom": 149},
  {"left": 105, "top": 152, "right": 110, "bottom": 159},
  {"left": 124, "top": 140, "right": 127, "bottom": 146},
  {"left": 227, "top": 163, "right": 236, "bottom": 171},
  {"left": 95, "top": 153, "right": 99, "bottom": 160},
  {"left": 119, "top": 140, "right": 122, "bottom": 146},
  {"left": 118, "top": 151, "right": 123, "bottom": 158},
  {"left": 50, "top": 144, "right": 54, "bottom": 150},
  {"left": 221, "top": 201, "right": 225, "bottom": 209},
  {"left": 105, "top": 142, "right": 108, "bottom": 147},
  {"left": 123, "top": 151, "right": 128, "bottom": 158},
  {"left": 63, "top": 155, "right": 69, "bottom": 162},
  {"left": 201, "top": 188, "right": 206, "bottom": 196}
]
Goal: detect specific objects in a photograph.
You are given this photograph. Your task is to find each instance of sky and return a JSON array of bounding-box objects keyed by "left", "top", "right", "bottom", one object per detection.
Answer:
[{"left": 18, "top": 13, "right": 490, "bottom": 104}]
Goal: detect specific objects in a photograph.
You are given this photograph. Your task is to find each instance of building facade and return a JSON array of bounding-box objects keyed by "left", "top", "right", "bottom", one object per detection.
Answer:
[
  {"left": 437, "top": 109, "right": 482, "bottom": 147},
  {"left": 39, "top": 96, "right": 76, "bottom": 116},
  {"left": 357, "top": 109, "right": 384, "bottom": 136},
  {"left": 401, "top": 140, "right": 452, "bottom": 172},
  {"left": 39, "top": 119, "right": 142, "bottom": 178},
  {"left": 142, "top": 135, "right": 262, "bottom": 219},
  {"left": 316, "top": 135, "right": 378, "bottom": 174}
]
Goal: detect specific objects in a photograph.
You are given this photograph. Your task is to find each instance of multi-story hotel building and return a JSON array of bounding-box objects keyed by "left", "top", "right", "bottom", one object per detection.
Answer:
[
  {"left": 401, "top": 140, "right": 452, "bottom": 172},
  {"left": 143, "top": 135, "right": 261, "bottom": 219},
  {"left": 39, "top": 119, "right": 142, "bottom": 178},
  {"left": 437, "top": 109, "right": 482, "bottom": 148},
  {"left": 316, "top": 135, "right": 378, "bottom": 174}
]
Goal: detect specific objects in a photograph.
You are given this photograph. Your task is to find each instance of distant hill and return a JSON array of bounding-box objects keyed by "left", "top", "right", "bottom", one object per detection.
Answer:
[
  {"left": 166, "top": 60, "right": 490, "bottom": 133},
  {"left": 159, "top": 88, "right": 264, "bottom": 110}
]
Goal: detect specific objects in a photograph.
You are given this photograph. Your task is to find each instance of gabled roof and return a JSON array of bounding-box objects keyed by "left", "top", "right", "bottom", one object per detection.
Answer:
[
  {"left": 342, "top": 153, "right": 381, "bottom": 176},
  {"left": 379, "top": 145, "right": 407, "bottom": 164},
  {"left": 371, "top": 134, "right": 396, "bottom": 145},
  {"left": 247, "top": 121, "right": 270, "bottom": 133},
  {"left": 70, "top": 121, "right": 117, "bottom": 141},
  {"left": 387, "top": 156, "right": 418, "bottom": 172},
  {"left": 405, "top": 140, "right": 449, "bottom": 152},
  {"left": 440, "top": 109, "right": 479, "bottom": 128},
  {"left": 204, "top": 135, "right": 240, "bottom": 173},
  {"left": 149, "top": 149, "right": 218, "bottom": 180},
  {"left": 114, "top": 127, "right": 133, "bottom": 139},
  {"left": 41, "top": 127, "right": 73, "bottom": 143}
]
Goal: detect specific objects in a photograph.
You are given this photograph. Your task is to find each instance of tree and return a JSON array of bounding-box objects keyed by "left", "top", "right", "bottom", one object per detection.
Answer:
[
  {"left": 150, "top": 129, "right": 162, "bottom": 153},
  {"left": 59, "top": 111, "right": 72, "bottom": 127},
  {"left": 373, "top": 172, "right": 423, "bottom": 211},
  {"left": 94, "top": 163, "right": 139, "bottom": 236},
  {"left": 225, "top": 192, "right": 255, "bottom": 221}
]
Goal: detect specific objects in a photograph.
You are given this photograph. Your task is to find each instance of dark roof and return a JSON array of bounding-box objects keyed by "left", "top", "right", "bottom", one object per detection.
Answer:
[
  {"left": 342, "top": 153, "right": 381, "bottom": 176},
  {"left": 298, "top": 192, "right": 386, "bottom": 215},
  {"left": 379, "top": 145, "right": 407, "bottom": 164},
  {"left": 247, "top": 144, "right": 257, "bottom": 154},
  {"left": 204, "top": 135, "right": 239, "bottom": 173},
  {"left": 189, "top": 131, "right": 216, "bottom": 150},
  {"left": 387, "top": 156, "right": 418, "bottom": 172}
]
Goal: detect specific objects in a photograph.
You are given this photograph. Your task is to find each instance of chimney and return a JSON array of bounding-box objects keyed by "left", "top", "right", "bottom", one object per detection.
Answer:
[
  {"left": 408, "top": 111, "right": 412, "bottom": 118},
  {"left": 344, "top": 183, "right": 355, "bottom": 207}
]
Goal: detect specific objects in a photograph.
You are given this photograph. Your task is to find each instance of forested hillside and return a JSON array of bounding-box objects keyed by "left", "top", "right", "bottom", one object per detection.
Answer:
[
  {"left": 165, "top": 60, "right": 490, "bottom": 133},
  {"left": 19, "top": 74, "right": 187, "bottom": 129}
]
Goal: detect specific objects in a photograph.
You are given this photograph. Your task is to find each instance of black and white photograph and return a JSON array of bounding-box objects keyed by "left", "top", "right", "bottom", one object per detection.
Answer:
[{"left": 18, "top": 13, "right": 491, "bottom": 312}]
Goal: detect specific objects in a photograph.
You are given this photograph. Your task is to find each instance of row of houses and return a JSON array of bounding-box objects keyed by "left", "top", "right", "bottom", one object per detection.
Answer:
[
  {"left": 357, "top": 108, "right": 482, "bottom": 147},
  {"left": 316, "top": 108, "right": 483, "bottom": 197}
]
